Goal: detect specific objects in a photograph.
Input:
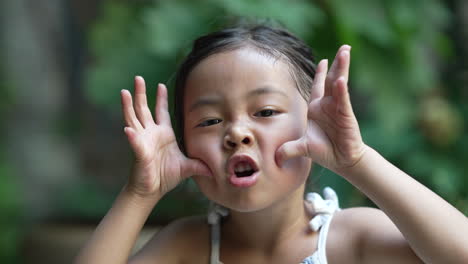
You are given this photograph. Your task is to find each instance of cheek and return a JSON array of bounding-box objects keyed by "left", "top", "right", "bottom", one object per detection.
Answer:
[
  {"left": 261, "top": 119, "right": 307, "bottom": 172},
  {"left": 185, "top": 132, "right": 223, "bottom": 200},
  {"left": 263, "top": 107, "right": 308, "bottom": 153},
  {"left": 185, "top": 131, "right": 222, "bottom": 171},
  {"left": 259, "top": 104, "right": 310, "bottom": 177}
]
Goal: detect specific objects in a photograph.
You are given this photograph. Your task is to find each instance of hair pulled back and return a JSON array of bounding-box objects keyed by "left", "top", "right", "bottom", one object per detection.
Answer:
[{"left": 174, "top": 24, "right": 317, "bottom": 151}]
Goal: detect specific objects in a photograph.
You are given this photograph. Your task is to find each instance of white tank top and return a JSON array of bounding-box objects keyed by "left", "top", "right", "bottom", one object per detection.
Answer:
[{"left": 207, "top": 187, "right": 341, "bottom": 264}]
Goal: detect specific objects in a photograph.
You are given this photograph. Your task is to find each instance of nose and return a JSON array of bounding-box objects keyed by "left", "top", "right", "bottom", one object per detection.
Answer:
[{"left": 223, "top": 123, "right": 254, "bottom": 150}]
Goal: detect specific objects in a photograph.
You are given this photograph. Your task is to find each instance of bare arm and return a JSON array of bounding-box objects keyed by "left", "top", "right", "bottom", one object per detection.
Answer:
[
  {"left": 333, "top": 207, "right": 422, "bottom": 264},
  {"left": 344, "top": 146, "right": 468, "bottom": 263},
  {"left": 74, "top": 77, "right": 211, "bottom": 264},
  {"left": 74, "top": 185, "right": 160, "bottom": 264},
  {"left": 128, "top": 216, "right": 210, "bottom": 264},
  {"left": 277, "top": 45, "right": 468, "bottom": 263}
]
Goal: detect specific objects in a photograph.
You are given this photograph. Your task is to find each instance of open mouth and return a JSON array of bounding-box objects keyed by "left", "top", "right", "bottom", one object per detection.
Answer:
[
  {"left": 227, "top": 154, "right": 260, "bottom": 187},
  {"left": 234, "top": 162, "right": 257, "bottom": 177}
]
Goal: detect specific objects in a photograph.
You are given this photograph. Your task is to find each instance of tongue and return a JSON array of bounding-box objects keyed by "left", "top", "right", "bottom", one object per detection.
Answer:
[{"left": 235, "top": 170, "right": 255, "bottom": 177}]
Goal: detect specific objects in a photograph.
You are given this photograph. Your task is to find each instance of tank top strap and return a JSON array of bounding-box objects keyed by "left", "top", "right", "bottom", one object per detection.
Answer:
[
  {"left": 207, "top": 202, "right": 229, "bottom": 264},
  {"left": 208, "top": 187, "right": 341, "bottom": 264},
  {"left": 304, "top": 187, "right": 341, "bottom": 264}
]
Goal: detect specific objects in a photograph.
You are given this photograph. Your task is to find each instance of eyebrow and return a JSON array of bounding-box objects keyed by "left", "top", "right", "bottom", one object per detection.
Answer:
[
  {"left": 188, "top": 86, "right": 288, "bottom": 112},
  {"left": 247, "top": 86, "right": 288, "bottom": 98},
  {"left": 188, "top": 96, "right": 222, "bottom": 112}
]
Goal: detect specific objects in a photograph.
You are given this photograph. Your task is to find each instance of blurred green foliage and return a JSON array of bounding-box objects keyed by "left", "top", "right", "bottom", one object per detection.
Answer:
[
  {"left": 0, "top": 158, "right": 22, "bottom": 263},
  {"left": 85, "top": 0, "right": 467, "bottom": 216},
  {"left": 0, "top": 71, "right": 22, "bottom": 262}
]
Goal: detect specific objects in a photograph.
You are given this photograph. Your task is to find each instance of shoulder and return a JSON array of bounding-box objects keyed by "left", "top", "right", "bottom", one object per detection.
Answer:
[
  {"left": 325, "top": 207, "right": 369, "bottom": 264},
  {"left": 329, "top": 207, "right": 421, "bottom": 264},
  {"left": 331, "top": 207, "right": 396, "bottom": 243},
  {"left": 129, "top": 215, "right": 210, "bottom": 264},
  {"left": 333, "top": 206, "right": 387, "bottom": 229}
]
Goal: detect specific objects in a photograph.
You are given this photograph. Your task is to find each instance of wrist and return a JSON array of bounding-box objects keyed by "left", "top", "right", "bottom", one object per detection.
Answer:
[
  {"left": 122, "top": 183, "right": 162, "bottom": 206},
  {"left": 334, "top": 144, "right": 373, "bottom": 179}
]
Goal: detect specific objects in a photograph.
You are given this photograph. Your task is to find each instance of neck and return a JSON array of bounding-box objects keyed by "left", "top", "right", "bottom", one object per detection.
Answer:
[{"left": 222, "top": 185, "right": 311, "bottom": 252}]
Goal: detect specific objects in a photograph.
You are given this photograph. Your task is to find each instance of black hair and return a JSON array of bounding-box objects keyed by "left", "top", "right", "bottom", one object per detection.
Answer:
[{"left": 174, "top": 23, "right": 317, "bottom": 151}]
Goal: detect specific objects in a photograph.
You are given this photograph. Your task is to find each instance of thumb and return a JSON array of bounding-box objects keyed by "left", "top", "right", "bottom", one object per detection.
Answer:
[
  {"left": 182, "top": 158, "right": 212, "bottom": 179},
  {"left": 276, "top": 137, "right": 309, "bottom": 167}
]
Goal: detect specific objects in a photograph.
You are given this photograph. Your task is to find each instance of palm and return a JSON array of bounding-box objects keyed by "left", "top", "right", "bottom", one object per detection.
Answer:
[
  {"left": 121, "top": 77, "right": 210, "bottom": 197},
  {"left": 306, "top": 91, "right": 363, "bottom": 170},
  {"left": 277, "top": 46, "right": 366, "bottom": 173},
  {"left": 130, "top": 122, "right": 184, "bottom": 195}
]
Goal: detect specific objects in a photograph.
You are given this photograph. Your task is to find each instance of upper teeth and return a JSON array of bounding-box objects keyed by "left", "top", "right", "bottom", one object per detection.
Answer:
[{"left": 234, "top": 162, "right": 252, "bottom": 173}]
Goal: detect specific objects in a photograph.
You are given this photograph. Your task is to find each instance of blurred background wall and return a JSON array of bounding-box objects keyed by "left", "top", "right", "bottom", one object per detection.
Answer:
[{"left": 1, "top": 0, "right": 467, "bottom": 263}]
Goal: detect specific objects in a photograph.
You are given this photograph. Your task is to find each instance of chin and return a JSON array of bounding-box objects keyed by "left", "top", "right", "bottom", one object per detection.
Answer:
[{"left": 208, "top": 188, "right": 288, "bottom": 213}]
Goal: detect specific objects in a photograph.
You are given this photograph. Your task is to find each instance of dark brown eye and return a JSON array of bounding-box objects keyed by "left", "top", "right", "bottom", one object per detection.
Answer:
[
  {"left": 197, "top": 119, "right": 222, "bottom": 127},
  {"left": 255, "top": 109, "right": 277, "bottom": 117}
]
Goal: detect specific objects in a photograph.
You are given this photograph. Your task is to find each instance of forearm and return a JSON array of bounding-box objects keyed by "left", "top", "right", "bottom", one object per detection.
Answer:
[
  {"left": 343, "top": 146, "right": 468, "bottom": 263},
  {"left": 74, "top": 184, "right": 160, "bottom": 264}
]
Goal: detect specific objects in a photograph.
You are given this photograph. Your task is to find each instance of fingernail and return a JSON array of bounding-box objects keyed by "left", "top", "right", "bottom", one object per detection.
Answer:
[{"left": 342, "top": 50, "right": 349, "bottom": 58}]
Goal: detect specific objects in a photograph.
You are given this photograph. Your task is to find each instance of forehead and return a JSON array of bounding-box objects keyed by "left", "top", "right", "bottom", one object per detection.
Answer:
[{"left": 184, "top": 48, "right": 297, "bottom": 102}]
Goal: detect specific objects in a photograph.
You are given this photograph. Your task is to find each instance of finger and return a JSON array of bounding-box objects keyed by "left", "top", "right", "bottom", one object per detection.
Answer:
[
  {"left": 155, "top": 83, "right": 172, "bottom": 126},
  {"left": 309, "top": 59, "right": 328, "bottom": 101},
  {"left": 328, "top": 45, "right": 351, "bottom": 81},
  {"left": 336, "top": 48, "right": 351, "bottom": 83},
  {"left": 123, "top": 126, "right": 141, "bottom": 152},
  {"left": 121, "top": 89, "right": 143, "bottom": 130},
  {"left": 275, "top": 138, "right": 309, "bottom": 167},
  {"left": 134, "top": 76, "right": 155, "bottom": 128},
  {"left": 325, "top": 45, "right": 351, "bottom": 97},
  {"left": 332, "top": 77, "right": 355, "bottom": 117},
  {"left": 182, "top": 158, "right": 212, "bottom": 179},
  {"left": 307, "top": 99, "right": 323, "bottom": 120}
]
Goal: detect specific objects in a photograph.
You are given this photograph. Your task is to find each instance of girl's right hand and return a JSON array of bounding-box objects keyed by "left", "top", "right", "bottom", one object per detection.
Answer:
[{"left": 120, "top": 76, "right": 211, "bottom": 199}]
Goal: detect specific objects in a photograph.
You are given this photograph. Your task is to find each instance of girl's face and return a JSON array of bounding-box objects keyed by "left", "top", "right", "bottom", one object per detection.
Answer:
[{"left": 183, "top": 48, "right": 311, "bottom": 212}]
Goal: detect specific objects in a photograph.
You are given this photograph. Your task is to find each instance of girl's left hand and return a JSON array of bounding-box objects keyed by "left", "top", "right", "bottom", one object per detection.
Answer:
[{"left": 276, "top": 45, "right": 367, "bottom": 175}]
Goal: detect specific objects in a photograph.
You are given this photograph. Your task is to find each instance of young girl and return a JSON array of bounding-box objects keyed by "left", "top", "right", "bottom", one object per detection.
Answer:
[{"left": 75, "top": 24, "right": 468, "bottom": 264}]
